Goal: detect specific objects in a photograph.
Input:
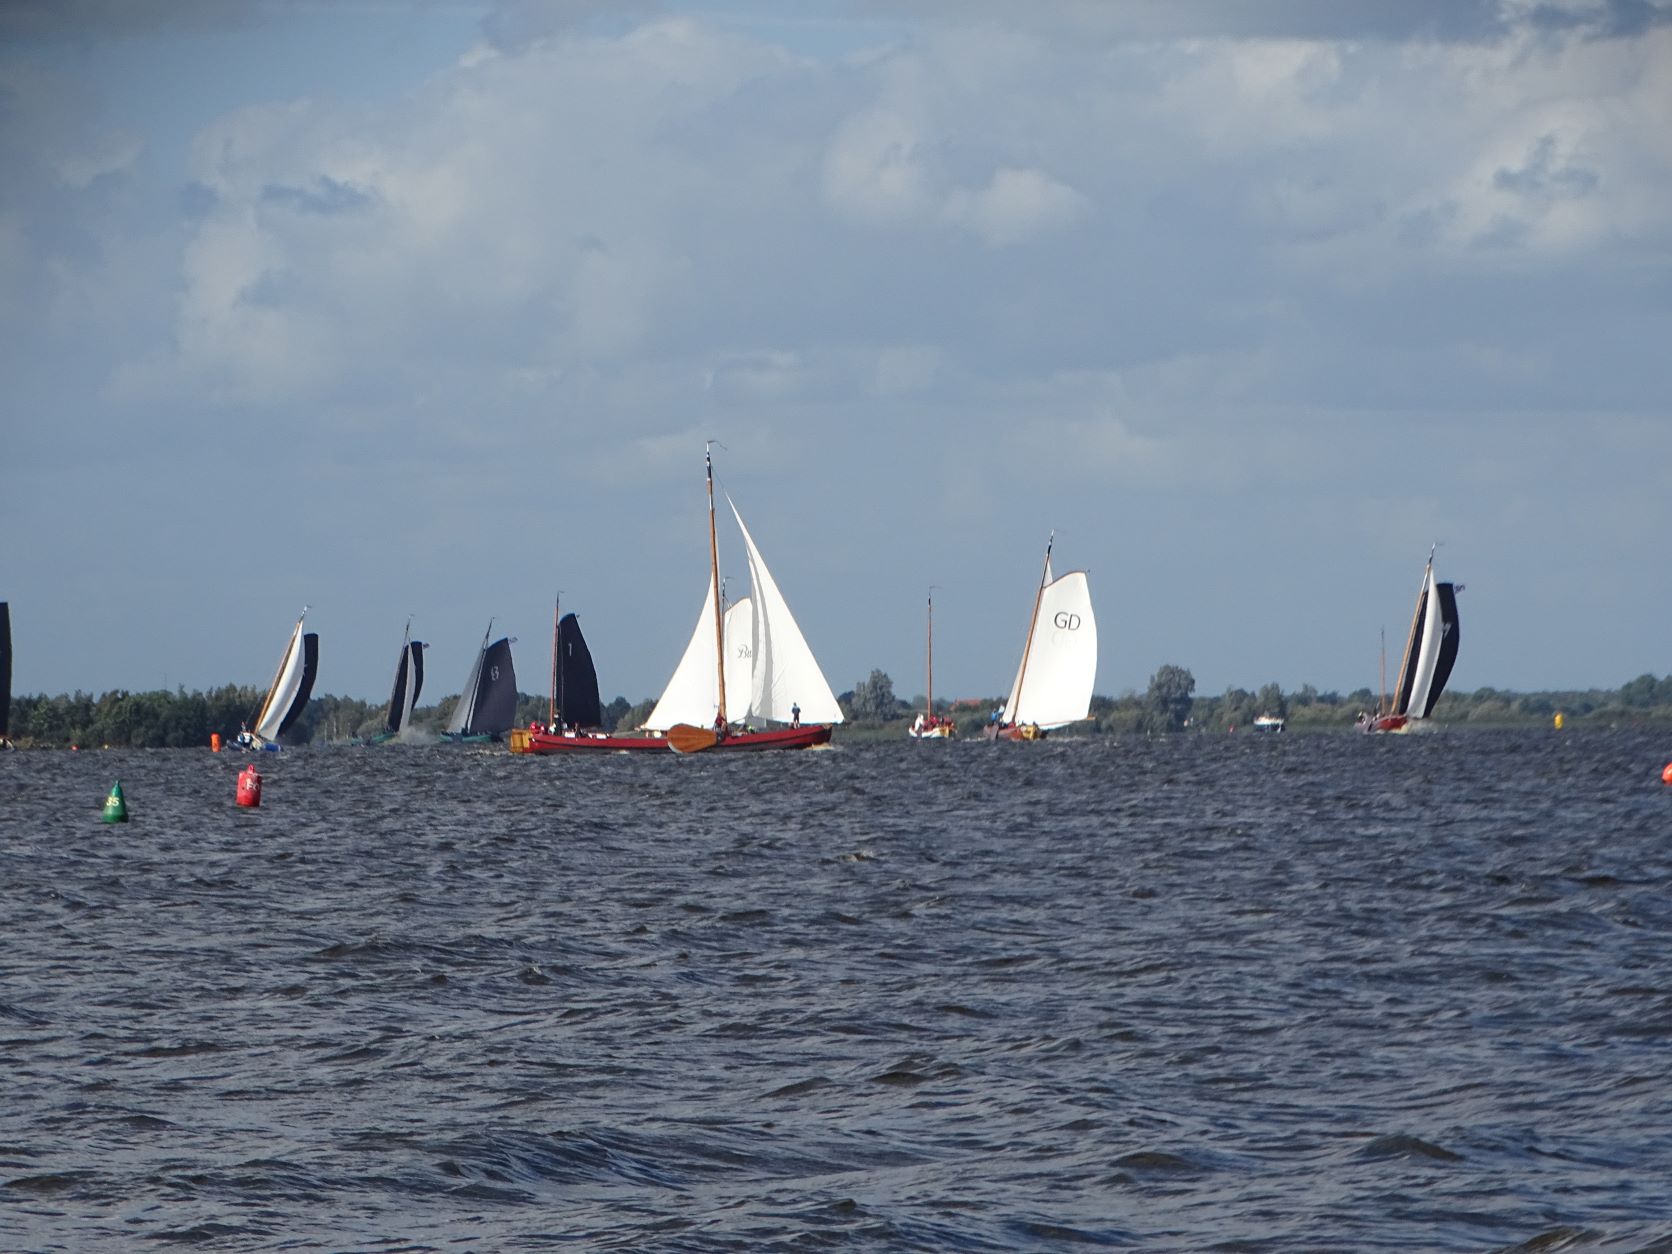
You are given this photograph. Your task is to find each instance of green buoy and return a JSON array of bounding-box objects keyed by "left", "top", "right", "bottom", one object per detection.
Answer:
[{"left": 101, "top": 780, "right": 128, "bottom": 823}]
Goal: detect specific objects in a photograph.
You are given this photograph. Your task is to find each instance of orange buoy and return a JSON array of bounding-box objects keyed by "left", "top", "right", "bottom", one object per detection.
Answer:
[
  {"left": 236, "top": 764, "right": 263, "bottom": 808},
  {"left": 211, "top": 732, "right": 222, "bottom": 753},
  {"left": 1662, "top": 763, "right": 1672, "bottom": 785}
]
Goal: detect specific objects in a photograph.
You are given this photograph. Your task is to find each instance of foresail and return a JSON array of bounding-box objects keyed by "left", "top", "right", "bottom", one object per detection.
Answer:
[
  {"left": 1003, "top": 572, "right": 1096, "bottom": 728},
  {"left": 1393, "top": 570, "right": 1432, "bottom": 719},
  {"left": 445, "top": 644, "right": 486, "bottom": 735},
  {"left": 729, "top": 499, "right": 843, "bottom": 724},
  {"left": 645, "top": 578, "right": 721, "bottom": 730}
]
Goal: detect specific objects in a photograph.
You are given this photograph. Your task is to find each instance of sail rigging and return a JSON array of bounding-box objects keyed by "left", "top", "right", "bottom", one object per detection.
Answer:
[{"left": 644, "top": 452, "right": 841, "bottom": 732}]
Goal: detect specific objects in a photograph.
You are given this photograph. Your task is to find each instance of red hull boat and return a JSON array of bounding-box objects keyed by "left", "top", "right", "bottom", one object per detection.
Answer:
[{"left": 512, "top": 723, "right": 832, "bottom": 755}]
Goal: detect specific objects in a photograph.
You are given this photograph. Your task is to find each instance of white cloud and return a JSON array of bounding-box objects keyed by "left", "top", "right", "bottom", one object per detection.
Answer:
[
  {"left": 821, "top": 105, "right": 936, "bottom": 225},
  {"left": 943, "top": 165, "right": 1088, "bottom": 245}
]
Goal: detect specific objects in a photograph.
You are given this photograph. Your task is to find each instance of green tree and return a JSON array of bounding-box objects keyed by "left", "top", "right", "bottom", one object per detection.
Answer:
[
  {"left": 1255, "top": 682, "right": 1287, "bottom": 720},
  {"left": 847, "top": 670, "right": 900, "bottom": 723},
  {"left": 1145, "top": 665, "right": 1196, "bottom": 733},
  {"left": 602, "top": 696, "right": 632, "bottom": 731}
]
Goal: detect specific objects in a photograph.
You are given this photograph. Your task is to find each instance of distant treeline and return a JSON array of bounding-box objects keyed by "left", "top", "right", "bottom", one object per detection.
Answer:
[{"left": 7, "top": 668, "right": 1672, "bottom": 748}]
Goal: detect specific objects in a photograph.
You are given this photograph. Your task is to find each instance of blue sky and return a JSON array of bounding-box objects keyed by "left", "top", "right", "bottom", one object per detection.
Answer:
[{"left": 3, "top": 0, "right": 1669, "bottom": 705}]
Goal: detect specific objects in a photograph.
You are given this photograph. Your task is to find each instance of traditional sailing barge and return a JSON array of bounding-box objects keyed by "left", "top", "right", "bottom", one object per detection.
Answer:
[{"left": 514, "top": 447, "right": 842, "bottom": 755}]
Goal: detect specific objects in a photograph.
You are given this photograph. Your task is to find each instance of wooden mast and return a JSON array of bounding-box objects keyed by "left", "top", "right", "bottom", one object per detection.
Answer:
[
  {"left": 1009, "top": 534, "right": 1053, "bottom": 725},
  {"left": 707, "top": 442, "right": 726, "bottom": 728},
  {"left": 548, "top": 594, "right": 560, "bottom": 729},
  {"left": 1378, "top": 627, "right": 1387, "bottom": 717},
  {"left": 926, "top": 590, "right": 934, "bottom": 720},
  {"left": 1389, "top": 547, "right": 1434, "bottom": 717}
]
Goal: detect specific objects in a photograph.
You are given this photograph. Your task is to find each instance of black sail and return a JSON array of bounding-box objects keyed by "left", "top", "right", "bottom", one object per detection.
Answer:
[
  {"left": 408, "top": 642, "right": 425, "bottom": 710},
  {"left": 0, "top": 601, "right": 10, "bottom": 740},
  {"left": 385, "top": 642, "right": 412, "bottom": 736},
  {"left": 277, "top": 633, "right": 319, "bottom": 737},
  {"left": 472, "top": 637, "right": 518, "bottom": 736},
  {"left": 1421, "top": 583, "right": 1461, "bottom": 718},
  {"left": 556, "top": 613, "right": 603, "bottom": 729}
]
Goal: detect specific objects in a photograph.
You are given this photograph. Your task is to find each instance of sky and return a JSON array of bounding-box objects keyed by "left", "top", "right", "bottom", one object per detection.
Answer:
[{"left": 3, "top": 0, "right": 1670, "bottom": 707}]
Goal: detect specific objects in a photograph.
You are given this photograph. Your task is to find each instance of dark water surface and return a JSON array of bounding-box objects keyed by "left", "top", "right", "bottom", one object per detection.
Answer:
[{"left": 3, "top": 731, "right": 1672, "bottom": 1251}]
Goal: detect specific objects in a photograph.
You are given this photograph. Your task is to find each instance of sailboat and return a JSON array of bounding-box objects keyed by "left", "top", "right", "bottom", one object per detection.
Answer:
[
  {"left": 234, "top": 609, "right": 319, "bottom": 751},
  {"left": 1, "top": 601, "right": 12, "bottom": 749},
  {"left": 519, "top": 447, "right": 842, "bottom": 755},
  {"left": 509, "top": 599, "right": 614, "bottom": 753},
  {"left": 984, "top": 534, "right": 1097, "bottom": 741},
  {"left": 441, "top": 621, "right": 518, "bottom": 743},
  {"left": 368, "top": 621, "right": 425, "bottom": 743},
  {"left": 651, "top": 446, "right": 842, "bottom": 753},
  {"left": 1358, "top": 548, "right": 1461, "bottom": 734},
  {"left": 909, "top": 590, "right": 954, "bottom": 739}
]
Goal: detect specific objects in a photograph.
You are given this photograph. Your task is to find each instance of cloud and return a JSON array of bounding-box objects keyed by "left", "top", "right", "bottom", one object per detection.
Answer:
[
  {"left": 821, "top": 105, "right": 937, "bottom": 225},
  {"left": 943, "top": 166, "right": 1088, "bottom": 245},
  {"left": 0, "top": 0, "right": 250, "bottom": 41}
]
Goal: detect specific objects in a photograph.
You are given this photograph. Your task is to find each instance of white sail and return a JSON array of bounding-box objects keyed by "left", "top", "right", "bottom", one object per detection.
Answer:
[
  {"left": 730, "top": 498, "right": 844, "bottom": 725},
  {"left": 254, "top": 615, "right": 309, "bottom": 742},
  {"left": 644, "top": 585, "right": 756, "bottom": 729},
  {"left": 723, "top": 596, "right": 755, "bottom": 719},
  {"left": 1001, "top": 571, "right": 1096, "bottom": 729},
  {"left": 445, "top": 640, "right": 486, "bottom": 735}
]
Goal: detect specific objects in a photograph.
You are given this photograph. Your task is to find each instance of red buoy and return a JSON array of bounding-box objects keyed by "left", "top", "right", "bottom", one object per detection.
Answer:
[
  {"left": 1662, "top": 763, "right": 1672, "bottom": 786},
  {"left": 236, "top": 764, "right": 263, "bottom": 808}
]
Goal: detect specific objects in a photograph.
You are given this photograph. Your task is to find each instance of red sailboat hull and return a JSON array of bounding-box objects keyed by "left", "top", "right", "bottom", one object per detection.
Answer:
[{"left": 510, "top": 724, "right": 834, "bottom": 754}]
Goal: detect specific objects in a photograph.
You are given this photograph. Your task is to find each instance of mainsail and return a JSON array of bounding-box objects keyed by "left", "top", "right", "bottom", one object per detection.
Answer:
[
  {"left": 729, "top": 498, "right": 843, "bottom": 725},
  {"left": 253, "top": 613, "right": 319, "bottom": 743},
  {"left": 1000, "top": 540, "right": 1097, "bottom": 729},
  {"left": 1392, "top": 561, "right": 1460, "bottom": 720},
  {"left": 555, "top": 612, "right": 603, "bottom": 729},
  {"left": 384, "top": 625, "right": 425, "bottom": 737},
  {"left": 447, "top": 625, "right": 518, "bottom": 737}
]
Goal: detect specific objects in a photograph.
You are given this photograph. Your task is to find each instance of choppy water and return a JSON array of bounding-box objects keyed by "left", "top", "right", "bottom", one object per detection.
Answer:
[{"left": 3, "top": 730, "right": 1672, "bottom": 1251}]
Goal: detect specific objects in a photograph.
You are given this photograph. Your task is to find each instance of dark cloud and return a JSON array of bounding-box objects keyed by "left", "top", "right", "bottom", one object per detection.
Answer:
[
  {"left": 0, "top": 0, "right": 253, "bottom": 41},
  {"left": 859, "top": 0, "right": 1672, "bottom": 44},
  {"left": 479, "top": 0, "right": 657, "bottom": 51},
  {"left": 261, "top": 176, "right": 375, "bottom": 216}
]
